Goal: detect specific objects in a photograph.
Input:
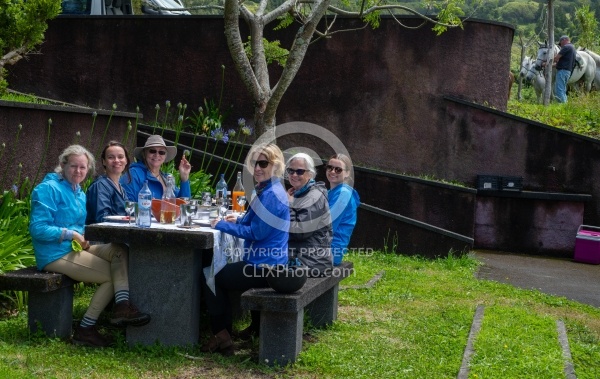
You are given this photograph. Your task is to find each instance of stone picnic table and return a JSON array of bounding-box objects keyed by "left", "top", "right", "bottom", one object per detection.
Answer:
[{"left": 85, "top": 222, "right": 216, "bottom": 346}]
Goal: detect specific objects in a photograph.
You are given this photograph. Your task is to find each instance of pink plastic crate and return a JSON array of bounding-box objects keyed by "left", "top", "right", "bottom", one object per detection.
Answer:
[{"left": 574, "top": 225, "right": 600, "bottom": 264}]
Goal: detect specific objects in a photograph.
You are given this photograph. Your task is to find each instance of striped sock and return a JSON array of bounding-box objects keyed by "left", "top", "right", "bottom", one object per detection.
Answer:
[
  {"left": 114, "top": 290, "right": 130, "bottom": 304},
  {"left": 80, "top": 316, "right": 97, "bottom": 328}
]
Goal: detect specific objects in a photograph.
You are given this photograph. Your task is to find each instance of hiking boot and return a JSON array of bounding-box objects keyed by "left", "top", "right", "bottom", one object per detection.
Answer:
[
  {"left": 110, "top": 300, "right": 151, "bottom": 327},
  {"left": 72, "top": 325, "right": 113, "bottom": 348},
  {"left": 201, "top": 329, "right": 235, "bottom": 356}
]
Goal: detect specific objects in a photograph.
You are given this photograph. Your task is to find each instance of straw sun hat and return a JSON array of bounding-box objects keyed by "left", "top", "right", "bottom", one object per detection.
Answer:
[{"left": 133, "top": 135, "right": 177, "bottom": 163}]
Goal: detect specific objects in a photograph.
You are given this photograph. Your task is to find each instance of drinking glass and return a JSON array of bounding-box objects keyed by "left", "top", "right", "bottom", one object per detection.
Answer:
[
  {"left": 217, "top": 197, "right": 229, "bottom": 219},
  {"left": 124, "top": 200, "right": 136, "bottom": 225},
  {"left": 202, "top": 192, "right": 212, "bottom": 206},
  {"left": 237, "top": 195, "right": 247, "bottom": 213},
  {"left": 187, "top": 199, "right": 198, "bottom": 220}
]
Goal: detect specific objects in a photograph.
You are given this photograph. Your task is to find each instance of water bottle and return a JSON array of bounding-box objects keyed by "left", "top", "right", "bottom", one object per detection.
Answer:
[
  {"left": 215, "top": 174, "right": 228, "bottom": 202},
  {"left": 215, "top": 174, "right": 228, "bottom": 216},
  {"left": 160, "top": 174, "right": 177, "bottom": 224},
  {"left": 137, "top": 180, "right": 152, "bottom": 228}
]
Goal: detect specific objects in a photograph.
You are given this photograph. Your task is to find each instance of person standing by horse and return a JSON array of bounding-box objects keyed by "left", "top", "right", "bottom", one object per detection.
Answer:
[{"left": 552, "top": 35, "right": 577, "bottom": 103}]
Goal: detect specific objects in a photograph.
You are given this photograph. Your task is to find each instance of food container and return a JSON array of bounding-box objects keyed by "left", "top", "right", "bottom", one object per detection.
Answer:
[{"left": 574, "top": 225, "right": 600, "bottom": 264}]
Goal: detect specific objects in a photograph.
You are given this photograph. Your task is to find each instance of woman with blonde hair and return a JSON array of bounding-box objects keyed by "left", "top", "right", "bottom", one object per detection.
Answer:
[
  {"left": 326, "top": 153, "right": 360, "bottom": 265},
  {"left": 202, "top": 143, "right": 289, "bottom": 355},
  {"left": 30, "top": 145, "right": 150, "bottom": 348}
]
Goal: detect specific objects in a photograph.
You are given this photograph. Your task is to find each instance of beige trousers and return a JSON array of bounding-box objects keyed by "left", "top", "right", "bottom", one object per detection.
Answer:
[{"left": 44, "top": 243, "right": 129, "bottom": 320}]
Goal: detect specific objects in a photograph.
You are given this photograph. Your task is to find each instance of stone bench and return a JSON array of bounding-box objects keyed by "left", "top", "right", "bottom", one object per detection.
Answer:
[
  {"left": 0, "top": 267, "right": 76, "bottom": 338},
  {"left": 240, "top": 261, "right": 354, "bottom": 366}
]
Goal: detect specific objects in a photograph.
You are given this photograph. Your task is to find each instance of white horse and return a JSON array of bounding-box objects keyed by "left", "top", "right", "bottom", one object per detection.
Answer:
[
  {"left": 579, "top": 47, "right": 600, "bottom": 89},
  {"left": 520, "top": 56, "right": 545, "bottom": 103},
  {"left": 534, "top": 42, "right": 596, "bottom": 93},
  {"left": 519, "top": 56, "right": 534, "bottom": 78}
]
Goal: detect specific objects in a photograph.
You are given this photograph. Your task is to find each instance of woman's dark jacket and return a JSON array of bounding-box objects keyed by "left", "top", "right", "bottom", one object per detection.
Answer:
[{"left": 288, "top": 181, "right": 333, "bottom": 276}]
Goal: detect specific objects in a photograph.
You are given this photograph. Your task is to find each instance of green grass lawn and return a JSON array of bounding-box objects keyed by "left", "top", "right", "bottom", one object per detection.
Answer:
[{"left": 1, "top": 252, "right": 600, "bottom": 378}]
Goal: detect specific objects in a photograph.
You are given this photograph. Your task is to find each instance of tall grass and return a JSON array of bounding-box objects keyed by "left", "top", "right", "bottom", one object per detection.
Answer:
[{"left": 508, "top": 89, "right": 600, "bottom": 139}]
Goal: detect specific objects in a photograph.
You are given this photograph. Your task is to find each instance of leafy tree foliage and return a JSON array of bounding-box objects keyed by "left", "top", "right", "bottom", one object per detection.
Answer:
[
  {"left": 575, "top": 4, "right": 598, "bottom": 48},
  {"left": 498, "top": 1, "right": 539, "bottom": 24},
  {"left": 0, "top": 0, "right": 61, "bottom": 93}
]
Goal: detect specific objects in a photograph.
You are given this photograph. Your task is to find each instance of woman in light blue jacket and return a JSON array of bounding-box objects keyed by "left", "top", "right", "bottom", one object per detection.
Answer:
[
  {"left": 29, "top": 145, "right": 150, "bottom": 348},
  {"left": 326, "top": 153, "right": 360, "bottom": 266}
]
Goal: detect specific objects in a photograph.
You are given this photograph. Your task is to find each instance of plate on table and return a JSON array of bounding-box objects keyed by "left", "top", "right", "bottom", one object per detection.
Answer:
[
  {"left": 192, "top": 219, "right": 212, "bottom": 227},
  {"left": 177, "top": 224, "right": 201, "bottom": 229},
  {"left": 104, "top": 215, "right": 134, "bottom": 223}
]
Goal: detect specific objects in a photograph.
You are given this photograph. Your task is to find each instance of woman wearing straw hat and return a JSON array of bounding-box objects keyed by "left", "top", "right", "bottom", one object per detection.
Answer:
[{"left": 121, "top": 135, "right": 192, "bottom": 200}]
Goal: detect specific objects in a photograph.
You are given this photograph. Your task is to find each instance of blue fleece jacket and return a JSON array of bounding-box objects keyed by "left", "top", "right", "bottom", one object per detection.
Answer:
[
  {"left": 121, "top": 162, "right": 191, "bottom": 200},
  {"left": 328, "top": 183, "right": 360, "bottom": 265},
  {"left": 85, "top": 175, "right": 127, "bottom": 224},
  {"left": 29, "top": 173, "right": 87, "bottom": 270},
  {"left": 215, "top": 179, "right": 289, "bottom": 266}
]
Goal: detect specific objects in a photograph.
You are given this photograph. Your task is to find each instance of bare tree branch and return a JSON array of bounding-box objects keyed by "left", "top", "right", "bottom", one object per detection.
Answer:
[{"left": 1, "top": 47, "right": 29, "bottom": 68}]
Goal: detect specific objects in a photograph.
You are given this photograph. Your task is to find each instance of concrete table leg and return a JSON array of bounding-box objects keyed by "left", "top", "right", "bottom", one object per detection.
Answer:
[{"left": 126, "top": 244, "right": 206, "bottom": 346}]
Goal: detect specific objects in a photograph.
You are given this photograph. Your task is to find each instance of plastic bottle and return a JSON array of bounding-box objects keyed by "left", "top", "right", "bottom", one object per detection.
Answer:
[
  {"left": 232, "top": 171, "right": 245, "bottom": 212},
  {"left": 215, "top": 173, "right": 228, "bottom": 215},
  {"left": 215, "top": 174, "right": 228, "bottom": 203},
  {"left": 160, "top": 174, "right": 177, "bottom": 224},
  {"left": 137, "top": 180, "right": 152, "bottom": 228}
]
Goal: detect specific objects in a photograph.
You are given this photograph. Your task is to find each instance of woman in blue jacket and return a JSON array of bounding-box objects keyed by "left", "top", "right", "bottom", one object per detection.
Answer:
[
  {"left": 121, "top": 135, "right": 191, "bottom": 200},
  {"left": 86, "top": 141, "right": 132, "bottom": 224},
  {"left": 201, "top": 143, "right": 289, "bottom": 355},
  {"left": 326, "top": 153, "right": 360, "bottom": 266},
  {"left": 29, "top": 145, "right": 150, "bottom": 348}
]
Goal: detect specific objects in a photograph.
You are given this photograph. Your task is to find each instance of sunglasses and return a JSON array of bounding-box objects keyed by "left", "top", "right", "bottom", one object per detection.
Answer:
[
  {"left": 286, "top": 168, "right": 307, "bottom": 176},
  {"left": 252, "top": 160, "right": 270, "bottom": 169},
  {"left": 326, "top": 165, "right": 344, "bottom": 174},
  {"left": 148, "top": 149, "right": 167, "bottom": 156}
]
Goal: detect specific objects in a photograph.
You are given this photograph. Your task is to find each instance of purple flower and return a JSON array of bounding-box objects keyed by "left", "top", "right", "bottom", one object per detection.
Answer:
[{"left": 211, "top": 128, "right": 229, "bottom": 143}]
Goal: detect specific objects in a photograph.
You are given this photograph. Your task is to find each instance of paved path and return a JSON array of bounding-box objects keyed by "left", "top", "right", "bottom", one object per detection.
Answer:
[{"left": 473, "top": 250, "right": 600, "bottom": 308}]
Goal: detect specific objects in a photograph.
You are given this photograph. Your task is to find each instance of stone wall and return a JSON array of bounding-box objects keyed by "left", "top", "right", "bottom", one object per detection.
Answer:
[
  {"left": 6, "top": 15, "right": 514, "bottom": 179},
  {"left": 0, "top": 101, "right": 137, "bottom": 191},
  {"left": 11, "top": 16, "right": 596, "bottom": 256}
]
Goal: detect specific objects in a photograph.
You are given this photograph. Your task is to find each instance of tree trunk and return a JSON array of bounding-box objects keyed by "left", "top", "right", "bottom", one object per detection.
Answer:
[
  {"left": 518, "top": 42, "right": 525, "bottom": 101},
  {"left": 543, "top": 0, "right": 554, "bottom": 105},
  {"left": 223, "top": 0, "right": 331, "bottom": 138}
]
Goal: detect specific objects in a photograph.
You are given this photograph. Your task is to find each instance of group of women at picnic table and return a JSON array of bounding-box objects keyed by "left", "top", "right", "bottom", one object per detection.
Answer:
[{"left": 28, "top": 135, "right": 360, "bottom": 353}]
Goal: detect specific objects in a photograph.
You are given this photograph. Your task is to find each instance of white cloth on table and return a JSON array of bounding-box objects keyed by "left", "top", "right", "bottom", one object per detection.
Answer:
[
  {"left": 203, "top": 232, "right": 244, "bottom": 295},
  {"left": 100, "top": 222, "right": 241, "bottom": 294}
]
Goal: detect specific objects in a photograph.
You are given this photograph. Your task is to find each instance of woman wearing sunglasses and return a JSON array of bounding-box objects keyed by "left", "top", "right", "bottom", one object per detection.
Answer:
[
  {"left": 121, "top": 135, "right": 191, "bottom": 201},
  {"left": 326, "top": 154, "right": 360, "bottom": 266},
  {"left": 202, "top": 143, "right": 289, "bottom": 354},
  {"left": 286, "top": 153, "right": 332, "bottom": 277}
]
